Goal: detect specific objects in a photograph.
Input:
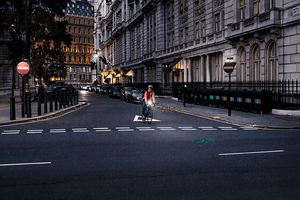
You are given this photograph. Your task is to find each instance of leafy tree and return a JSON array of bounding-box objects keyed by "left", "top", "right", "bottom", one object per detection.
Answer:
[{"left": 0, "top": 0, "right": 72, "bottom": 83}]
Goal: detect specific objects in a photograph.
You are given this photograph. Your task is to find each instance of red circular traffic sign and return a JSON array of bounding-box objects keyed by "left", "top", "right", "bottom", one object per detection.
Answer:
[
  {"left": 223, "top": 62, "right": 235, "bottom": 74},
  {"left": 17, "top": 62, "right": 30, "bottom": 75}
]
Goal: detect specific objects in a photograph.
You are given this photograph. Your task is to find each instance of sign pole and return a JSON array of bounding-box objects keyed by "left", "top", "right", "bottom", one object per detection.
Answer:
[
  {"left": 223, "top": 57, "right": 236, "bottom": 117},
  {"left": 228, "top": 73, "right": 231, "bottom": 116},
  {"left": 22, "top": 75, "right": 25, "bottom": 117}
]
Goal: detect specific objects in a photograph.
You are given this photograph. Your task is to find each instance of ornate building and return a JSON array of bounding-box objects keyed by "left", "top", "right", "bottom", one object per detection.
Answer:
[
  {"left": 93, "top": 0, "right": 300, "bottom": 90},
  {"left": 62, "top": 0, "right": 95, "bottom": 83}
]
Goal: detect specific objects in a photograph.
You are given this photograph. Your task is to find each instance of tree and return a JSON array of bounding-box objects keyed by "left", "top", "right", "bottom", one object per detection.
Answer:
[{"left": 0, "top": 0, "right": 72, "bottom": 83}]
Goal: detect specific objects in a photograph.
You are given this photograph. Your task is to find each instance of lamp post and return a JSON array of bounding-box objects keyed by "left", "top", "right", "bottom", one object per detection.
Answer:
[
  {"left": 94, "top": 53, "right": 99, "bottom": 84},
  {"left": 223, "top": 57, "right": 236, "bottom": 116}
]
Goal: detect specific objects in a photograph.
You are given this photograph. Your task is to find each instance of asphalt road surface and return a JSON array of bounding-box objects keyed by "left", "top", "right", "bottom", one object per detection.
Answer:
[{"left": 0, "top": 91, "right": 299, "bottom": 200}]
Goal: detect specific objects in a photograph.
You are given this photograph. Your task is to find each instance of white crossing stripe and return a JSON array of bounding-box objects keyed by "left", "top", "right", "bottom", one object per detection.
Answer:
[
  {"left": 218, "top": 127, "right": 232, "bottom": 129},
  {"left": 198, "top": 127, "right": 214, "bottom": 129},
  {"left": 118, "top": 129, "right": 134, "bottom": 131},
  {"left": 96, "top": 129, "right": 112, "bottom": 132},
  {"left": 27, "top": 129, "right": 43, "bottom": 134},
  {"left": 93, "top": 128, "right": 109, "bottom": 130},
  {"left": 0, "top": 162, "right": 51, "bottom": 167},
  {"left": 202, "top": 129, "right": 218, "bottom": 131},
  {"left": 139, "top": 129, "right": 155, "bottom": 131},
  {"left": 157, "top": 127, "right": 173, "bottom": 129},
  {"left": 160, "top": 129, "right": 176, "bottom": 131},
  {"left": 2, "top": 130, "right": 20, "bottom": 135},
  {"left": 72, "top": 128, "right": 89, "bottom": 132},
  {"left": 116, "top": 127, "right": 131, "bottom": 129},
  {"left": 178, "top": 127, "right": 194, "bottom": 129},
  {"left": 94, "top": 127, "right": 111, "bottom": 131},
  {"left": 220, "top": 129, "right": 238, "bottom": 131},
  {"left": 50, "top": 129, "right": 66, "bottom": 133},
  {"left": 136, "top": 127, "right": 152, "bottom": 129}
]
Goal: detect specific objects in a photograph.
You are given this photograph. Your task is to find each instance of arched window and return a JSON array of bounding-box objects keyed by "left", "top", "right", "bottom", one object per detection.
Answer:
[
  {"left": 238, "top": 47, "right": 246, "bottom": 82},
  {"left": 266, "top": 42, "right": 277, "bottom": 82}
]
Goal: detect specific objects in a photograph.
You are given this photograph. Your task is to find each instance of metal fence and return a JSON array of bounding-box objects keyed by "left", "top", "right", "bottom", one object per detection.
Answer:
[{"left": 169, "top": 80, "right": 300, "bottom": 110}]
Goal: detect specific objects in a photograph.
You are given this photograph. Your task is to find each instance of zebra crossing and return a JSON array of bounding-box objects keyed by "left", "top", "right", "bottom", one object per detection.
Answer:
[{"left": 1, "top": 126, "right": 258, "bottom": 135}]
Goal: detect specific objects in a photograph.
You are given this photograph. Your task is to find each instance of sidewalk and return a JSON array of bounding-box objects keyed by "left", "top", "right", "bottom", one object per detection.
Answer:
[
  {"left": 0, "top": 94, "right": 87, "bottom": 126},
  {"left": 156, "top": 96, "right": 300, "bottom": 129}
]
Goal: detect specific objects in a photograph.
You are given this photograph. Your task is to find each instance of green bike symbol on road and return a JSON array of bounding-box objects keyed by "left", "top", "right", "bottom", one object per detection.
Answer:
[{"left": 192, "top": 137, "right": 215, "bottom": 144}]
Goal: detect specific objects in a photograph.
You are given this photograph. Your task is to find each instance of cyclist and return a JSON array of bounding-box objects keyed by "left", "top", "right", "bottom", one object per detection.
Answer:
[{"left": 142, "top": 85, "right": 156, "bottom": 119}]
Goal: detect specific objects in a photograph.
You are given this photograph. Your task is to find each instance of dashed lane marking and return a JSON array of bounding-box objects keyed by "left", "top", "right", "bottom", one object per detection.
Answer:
[
  {"left": 202, "top": 129, "right": 218, "bottom": 131},
  {"left": 116, "top": 127, "right": 131, "bottom": 129},
  {"left": 0, "top": 162, "right": 51, "bottom": 167},
  {"left": 94, "top": 128, "right": 111, "bottom": 132},
  {"left": 198, "top": 127, "right": 214, "bottom": 129},
  {"left": 218, "top": 127, "right": 233, "bottom": 129},
  {"left": 181, "top": 129, "right": 197, "bottom": 131},
  {"left": 1, "top": 130, "right": 20, "bottom": 135},
  {"left": 118, "top": 129, "right": 134, "bottom": 131},
  {"left": 50, "top": 129, "right": 66, "bottom": 133},
  {"left": 27, "top": 129, "right": 43, "bottom": 134},
  {"left": 72, "top": 128, "right": 89, "bottom": 133},
  {"left": 219, "top": 150, "right": 284, "bottom": 156},
  {"left": 220, "top": 128, "right": 238, "bottom": 131}
]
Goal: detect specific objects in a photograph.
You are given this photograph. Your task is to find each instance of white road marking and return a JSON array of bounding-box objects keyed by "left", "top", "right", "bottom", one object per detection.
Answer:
[
  {"left": 198, "top": 127, "right": 214, "bottom": 129},
  {"left": 116, "top": 127, "right": 130, "bottom": 129},
  {"left": 0, "top": 162, "right": 51, "bottom": 167},
  {"left": 178, "top": 127, "right": 194, "bottom": 129},
  {"left": 160, "top": 129, "right": 176, "bottom": 131},
  {"left": 27, "top": 129, "right": 43, "bottom": 134},
  {"left": 202, "top": 129, "right": 218, "bottom": 131},
  {"left": 96, "top": 130, "right": 111, "bottom": 132},
  {"left": 118, "top": 129, "right": 134, "bottom": 131},
  {"left": 139, "top": 129, "right": 155, "bottom": 131},
  {"left": 50, "top": 129, "right": 66, "bottom": 133},
  {"left": 181, "top": 129, "right": 197, "bottom": 131},
  {"left": 218, "top": 127, "right": 232, "bottom": 129},
  {"left": 2, "top": 130, "right": 20, "bottom": 135},
  {"left": 220, "top": 129, "right": 238, "bottom": 131},
  {"left": 157, "top": 127, "right": 173, "bottom": 129},
  {"left": 136, "top": 127, "right": 152, "bottom": 129},
  {"left": 133, "top": 115, "right": 161, "bottom": 122},
  {"left": 219, "top": 150, "right": 285, "bottom": 156},
  {"left": 72, "top": 128, "right": 89, "bottom": 132},
  {"left": 93, "top": 128, "right": 109, "bottom": 130}
]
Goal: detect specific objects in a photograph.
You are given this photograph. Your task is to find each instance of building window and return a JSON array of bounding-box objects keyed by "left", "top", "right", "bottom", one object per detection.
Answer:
[
  {"left": 88, "top": 48, "right": 90, "bottom": 53},
  {"left": 74, "top": 37, "right": 76, "bottom": 42},
  {"left": 253, "top": 0, "right": 259, "bottom": 15},
  {"left": 83, "top": 20, "right": 86, "bottom": 25},
  {"left": 251, "top": 45, "right": 260, "bottom": 82},
  {"left": 69, "top": 27, "right": 71, "bottom": 33},
  {"left": 88, "top": 57, "right": 91, "bottom": 63},
  {"left": 88, "top": 29, "right": 90, "bottom": 35},
  {"left": 239, "top": 48, "right": 246, "bottom": 82},
  {"left": 79, "top": 28, "right": 81, "bottom": 34},
  {"left": 83, "top": 67, "right": 86, "bottom": 72},
  {"left": 179, "top": 29, "right": 183, "bottom": 44},
  {"left": 79, "top": 19, "right": 81, "bottom": 24},
  {"left": 195, "top": 22, "right": 200, "bottom": 39},
  {"left": 265, "top": 0, "right": 275, "bottom": 11},
  {"left": 88, "top": 20, "right": 90, "bottom": 25},
  {"left": 69, "top": 56, "right": 71, "bottom": 63},
  {"left": 74, "top": 56, "right": 77, "bottom": 63},
  {"left": 89, "top": 67, "right": 91, "bottom": 72},
  {"left": 215, "top": 13, "right": 220, "bottom": 32},
  {"left": 74, "top": 27, "right": 76, "bottom": 33},
  {"left": 88, "top": 38, "right": 91, "bottom": 43},
  {"left": 79, "top": 37, "right": 81, "bottom": 43},
  {"left": 79, "top": 57, "right": 81, "bottom": 64},
  {"left": 84, "top": 57, "right": 86, "bottom": 64},
  {"left": 201, "top": 19, "right": 206, "bottom": 37},
  {"left": 74, "top": 18, "right": 76, "bottom": 23},
  {"left": 184, "top": 27, "right": 188, "bottom": 43},
  {"left": 64, "top": 46, "right": 66, "bottom": 52},
  {"left": 84, "top": 37, "right": 86, "bottom": 43},
  {"left": 80, "top": 74, "right": 82, "bottom": 80},
  {"left": 69, "top": 18, "right": 71, "bottom": 23},
  {"left": 239, "top": 0, "right": 246, "bottom": 20},
  {"left": 70, "top": 67, "right": 72, "bottom": 72},
  {"left": 83, "top": 74, "right": 85, "bottom": 80},
  {"left": 74, "top": 47, "right": 77, "bottom": 52},
  {"left": 267, "top": 42, "right": 277, "bottom": 82},
  {"left": 83, "top": 29, "right": 86, "bottom": 34}
]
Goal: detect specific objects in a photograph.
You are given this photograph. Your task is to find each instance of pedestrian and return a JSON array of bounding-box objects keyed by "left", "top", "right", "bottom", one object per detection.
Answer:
[
  {"left": 181, "top": 85, "right": 187, "bottom": 107},
  {"left": 142, "top": 85, "right": 156, "bottom": 119}
]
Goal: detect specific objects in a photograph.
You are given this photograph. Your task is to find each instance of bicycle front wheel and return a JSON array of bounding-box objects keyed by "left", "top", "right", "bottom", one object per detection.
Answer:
[{"left": 147, "top": 109, "right": 153, "bottom": 124}]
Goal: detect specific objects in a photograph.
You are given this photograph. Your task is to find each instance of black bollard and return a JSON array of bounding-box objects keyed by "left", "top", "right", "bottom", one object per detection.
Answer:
[
  {"left": 67, "top": 91, "right": 69, "bottom": 107},
  {"left": 10, "top": 96, "right": 16, "bottom": 120},
  {"left": 63, "top": 91, "right": 66, "bottom": 108},
  {"left": 55, "top": 92, "right": 58, "bottom": 110},
  {"left": 38, "top": 95, "right": 41, "bottom": 116},
  {"left": 21, "top": 101, "right": 25, "bottom": 118},
  {"left": 27, "top": 93, "right": 31, "bottom": 118},
  {"left": 70, "top": 91, "right": 73, "bottom": 106},
  {"left": 59, "top": 92, "right": 62, "bottom": 109},
  {"left": 50, "top": 93, "right": 53, "bottom": 112},
  {"left": 44, "top": 93, "right": 47, "bottom": 113},
  {"left": 73, "top": 92, "right": 76, "bottom": 105},
  {"left": 76, "top": 91, "right": 79, "bottom": 104}
]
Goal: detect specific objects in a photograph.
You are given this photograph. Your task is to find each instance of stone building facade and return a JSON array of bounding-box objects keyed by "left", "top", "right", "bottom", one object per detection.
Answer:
[
  {"left": 93, "top": 0, "right": 300, "bottom": 89},
  {"left": 62, "top": 0, "right": 95, "bottom": 84}
]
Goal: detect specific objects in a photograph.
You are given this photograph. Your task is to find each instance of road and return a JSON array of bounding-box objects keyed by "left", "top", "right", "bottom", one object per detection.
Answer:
[{"left": 0, "top": 91, "right": 299, "bottom": 200}]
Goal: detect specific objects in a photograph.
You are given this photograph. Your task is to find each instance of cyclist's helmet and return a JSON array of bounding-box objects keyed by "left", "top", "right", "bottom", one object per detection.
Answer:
[{"left": 148, "top": 85, "right": 153, "bottom": 89}]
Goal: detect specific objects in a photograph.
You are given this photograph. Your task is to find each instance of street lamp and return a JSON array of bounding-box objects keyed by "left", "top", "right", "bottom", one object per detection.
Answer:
[{"left": 224, "top": 57, "right": 236, "bottom": 116}]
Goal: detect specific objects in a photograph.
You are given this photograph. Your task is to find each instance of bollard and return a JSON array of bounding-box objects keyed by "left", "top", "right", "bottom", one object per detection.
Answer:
[
  {"left": 50, "top": 93, "right": 53, "bottom": 112},
  {"left": 70, "top": 91, "right": 73, "bottom": 106},
  {"left": 63, "top": 91, "right": 67, "bottom": 108},
  {"left": 27, "top": 93, "right": 31, "bottom": 118},
  {"left": 21, "top": 101, "right": 25, "bottom": 118},
  {"left": 67, "top": 91, "right": 69, "bottom": 107},
  {"left": 44, "top": 93, "right": 47, "bottom": 113},
  {"left": 59, "top": 91, "right": 62, "bottom": 109},
  {"left": 55, "top": 92, "right": 58, "bottom": 110},
  {"left": 73, "top": 91, "right": 76, "bottom": 105},
  {"left": 10, "top": 96, "right": 16, "bottom": 120},
  {"left": 76, "top": 91, "right": 79, "bottom": 104},
  {"left": 38, "top": 95, "right": 41, "bottom": 116}
]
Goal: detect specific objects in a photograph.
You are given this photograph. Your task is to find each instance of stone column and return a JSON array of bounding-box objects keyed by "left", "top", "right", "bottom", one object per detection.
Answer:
[
  {"left": 188, "top": 58, "right": 192, "bottom": 83},
  {"left": 184, "top": 59, "right": 187, "bottom": 83},
  {"left": 132, "top": 69, "right": 135, "bottom": 83},
  {"left": 206, "top": 54, "right": 210, "bottom": 83},
  {"left": 200, "top": 56, "right": 204, "bottom": 82}
]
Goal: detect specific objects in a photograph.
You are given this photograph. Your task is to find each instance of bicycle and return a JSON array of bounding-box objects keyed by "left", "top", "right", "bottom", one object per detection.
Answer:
[{"left": 143, "top": 101, "right": 154, "bottom": 124}]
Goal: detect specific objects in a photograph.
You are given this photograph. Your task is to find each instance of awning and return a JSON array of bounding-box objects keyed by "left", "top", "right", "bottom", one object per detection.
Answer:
[{"left": 163, "top": 57, "right": 182, "bottom": 71}]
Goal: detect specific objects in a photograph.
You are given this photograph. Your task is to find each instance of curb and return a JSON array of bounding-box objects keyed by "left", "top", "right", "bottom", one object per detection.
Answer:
[
  {"left": 156, "top": 103, "right": 300, "bottom": 130},
  {"left": 272, "top": 109, "right": 300, "bottom": 116},
  {"left": 0, "top": 102, "right": 88, "bottom": 126}
]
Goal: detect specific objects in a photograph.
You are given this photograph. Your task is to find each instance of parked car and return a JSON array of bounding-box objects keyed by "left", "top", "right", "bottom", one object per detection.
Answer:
[
  {"left": 99, "top": 85, "right": 110, "bottom": 94},
  {"left": 109, "top": 86, "right": 122, "bottom": 98},
  {"left": 44, "top": 84, "right": 75, "bottom": 96},
  {"left": 86, "top": 84, "right": 93, "bottom": 91},
  {"left": 88, "top": 85, "right": 96, "bottom": 92},
  {"left": 80, "top": 83, "right": 88, "bottom": 90},
  {"left": 95, "top": 85, "right": 101, "bottom": 93},
  {"left": 128, "top": 89, "right": 144, "bottom": 103},
  {"left": 121, "top": 87, "right": 137, "bottom": 102}
]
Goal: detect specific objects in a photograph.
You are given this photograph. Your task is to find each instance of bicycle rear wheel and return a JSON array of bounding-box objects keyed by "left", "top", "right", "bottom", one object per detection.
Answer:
[{"left": 147, "top": 109, "right": 153, "bottom": 124}]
